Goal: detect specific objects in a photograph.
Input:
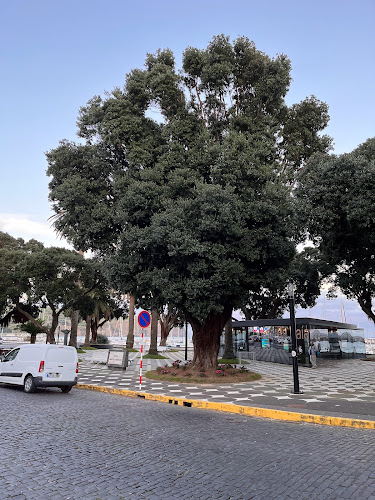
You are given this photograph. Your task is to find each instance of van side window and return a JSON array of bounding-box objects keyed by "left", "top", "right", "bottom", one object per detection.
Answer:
[
  {"left": 3, "top": 348, "right": 20, "bottom": 362},
  {"left": 18, "top": 347, "right": 42, "bottom": 362}
]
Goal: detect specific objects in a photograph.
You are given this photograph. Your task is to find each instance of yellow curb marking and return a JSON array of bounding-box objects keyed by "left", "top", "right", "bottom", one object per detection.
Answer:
[{"left": 76, "top": 383, "right": 375, "bottom": 430}]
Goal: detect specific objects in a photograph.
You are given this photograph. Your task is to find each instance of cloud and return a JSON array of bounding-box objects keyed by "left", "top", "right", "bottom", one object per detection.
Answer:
[{"left": 0, "top": 213, "right": 71, "bottom": 248}]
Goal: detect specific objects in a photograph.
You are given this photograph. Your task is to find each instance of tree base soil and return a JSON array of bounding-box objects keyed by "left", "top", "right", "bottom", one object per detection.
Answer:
[{"left": 145, "top": 362, "right": 262, "bottom": 384}]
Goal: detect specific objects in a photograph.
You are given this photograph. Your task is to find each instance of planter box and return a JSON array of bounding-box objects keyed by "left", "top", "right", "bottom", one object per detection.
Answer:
[{"left": 89, "top": 344, "right": 113, "bottom": 349}]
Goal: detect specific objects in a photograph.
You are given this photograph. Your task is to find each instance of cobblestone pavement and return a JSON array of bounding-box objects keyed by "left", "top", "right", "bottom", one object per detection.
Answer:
[
  {"left": 78, "top": 350, "right": 375, "bottom": 420},
  {"left": 1, "top": 385, "right": 375, "bottom": 499}
]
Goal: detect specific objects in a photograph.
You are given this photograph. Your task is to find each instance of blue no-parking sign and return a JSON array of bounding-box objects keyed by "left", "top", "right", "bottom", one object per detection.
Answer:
[{"left": 138, "top": 310, "right": 151, "bottom": 328}]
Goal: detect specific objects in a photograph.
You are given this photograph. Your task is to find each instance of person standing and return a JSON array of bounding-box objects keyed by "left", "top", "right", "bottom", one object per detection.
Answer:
[{"left": 309, "top": 341, "right": 318, "bottom": 368}]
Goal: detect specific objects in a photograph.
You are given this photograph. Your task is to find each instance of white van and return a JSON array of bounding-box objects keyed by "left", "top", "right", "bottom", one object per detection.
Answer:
[{"left": 0, "top": 344, "right": 78, "bottom": 393}]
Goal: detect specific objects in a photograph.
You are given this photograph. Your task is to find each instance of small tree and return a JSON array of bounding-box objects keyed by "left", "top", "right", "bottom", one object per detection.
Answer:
[
  {"left": 0, "top": 232, "right": 101, "bottom": 343},
  {"left": 18, "top": 319, "right": 45, "bottom": 344},
  {"left": 159, "top": 308, "right": 183, "bottom": 347}
]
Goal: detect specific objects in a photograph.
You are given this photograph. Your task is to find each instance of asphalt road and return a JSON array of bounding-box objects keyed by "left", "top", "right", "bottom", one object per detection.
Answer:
[{"left": 1, "top": 385, "right": 375, "bottom": 500}]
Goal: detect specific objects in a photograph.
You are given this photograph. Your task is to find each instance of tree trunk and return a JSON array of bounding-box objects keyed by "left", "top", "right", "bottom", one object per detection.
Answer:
[
  {"left": 148, "top": 309, "right": 159, "bottom": 355},
  {"left": 84, "top": 315, "right": 91, "bottom": 347},
  {"left": 159, "top": 311, "right": 178, "bottom": 346},
  {"left": 46, "top": 312, "right": 58, "bottom": 344},
  {"left": 188, "top": 307, "right": 232, "bottom": 369},
  {"left": 241, "top": 307, "right": 251, "bottom": 320},
  {"left": 69, "top": 310, "right": 79, "bottom": 348},
  {"left": 222, "top": 317, "right": 235, "bottom": 359},
  {"left": 126, "top": 294, "right": 135, "bottom": 349},
  {"left": 91, "top": 318, "right": 98, "bottom": 344},
  {"left": 358, "top": 294, "right": 375, "bottom": 324},
  {"left": 159, "top": 321, "right": 168, "bottom": 346}
]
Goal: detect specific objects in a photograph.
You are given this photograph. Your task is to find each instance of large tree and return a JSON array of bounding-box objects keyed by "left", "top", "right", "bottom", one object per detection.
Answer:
[
  {"left": 47, "top": 35, "right": 330, "bottom": 368},
  {"left": 295, "top": 138, "right": 375, "bottom": 323}
]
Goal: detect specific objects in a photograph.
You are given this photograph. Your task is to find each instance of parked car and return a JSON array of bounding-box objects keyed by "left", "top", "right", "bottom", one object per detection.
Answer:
[
  {"left": 234, "top": 340, "right": 246, "bottom": 350},
  {"left": 0, "top": 337, "right": 3, "bottom": 344},
  {"left": 319, "top": 342, "right": 330, "bottom": 353},
  {"left": 0, "top": 344, "right": 78, "bottom": 393}
]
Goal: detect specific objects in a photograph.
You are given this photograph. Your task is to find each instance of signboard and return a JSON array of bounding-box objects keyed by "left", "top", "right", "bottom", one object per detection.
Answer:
[
  {"left": 107, "top": 349, "right": 128, "bottom": 369},
  {"left": 262, "top": 338, "right": 270, "bottom": 348},
  {"left": 138, "top": 310, "right": 151, "bottom": 328}
]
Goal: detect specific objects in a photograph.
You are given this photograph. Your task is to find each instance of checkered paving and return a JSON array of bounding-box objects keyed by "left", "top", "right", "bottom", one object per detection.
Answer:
[{"left": 77, "top": 350, "right": 375, "bottom": 419}]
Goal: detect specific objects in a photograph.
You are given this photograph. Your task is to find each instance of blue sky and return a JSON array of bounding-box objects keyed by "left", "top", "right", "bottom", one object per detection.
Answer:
[{"left": 0, "top": 0, "right": 374, "bottom": 332}]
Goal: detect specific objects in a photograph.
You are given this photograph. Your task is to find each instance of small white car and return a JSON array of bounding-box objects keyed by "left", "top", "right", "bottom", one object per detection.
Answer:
[
  {"left": 317, "top": 340, "right": 330, "bottom": 353},
  {"left": 0, "top": 344, "right": 78, "bottom": 393}
]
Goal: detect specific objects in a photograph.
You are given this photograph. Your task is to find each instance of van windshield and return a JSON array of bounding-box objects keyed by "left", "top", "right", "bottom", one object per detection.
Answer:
[{"left": 46, "top": 348, "right": 75, "bottom": 363}]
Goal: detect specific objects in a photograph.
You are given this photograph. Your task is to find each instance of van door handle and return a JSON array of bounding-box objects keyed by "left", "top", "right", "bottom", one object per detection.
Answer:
[{"left": 58, "top": 365, "right": 63, "bottom": 367}]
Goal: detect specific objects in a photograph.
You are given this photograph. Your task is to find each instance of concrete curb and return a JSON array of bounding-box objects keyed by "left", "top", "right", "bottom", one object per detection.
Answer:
[{"left": 76, "top": 383, "right": 375, "bottom": 429}]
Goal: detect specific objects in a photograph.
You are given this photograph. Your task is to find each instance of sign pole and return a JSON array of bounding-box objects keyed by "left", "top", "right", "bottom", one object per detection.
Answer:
[
  {"left": 137, "top": 310, "right": 151, "bottom": 392},
  {"left": 140, "top": 329, "right": 144, "bottom": 390}
]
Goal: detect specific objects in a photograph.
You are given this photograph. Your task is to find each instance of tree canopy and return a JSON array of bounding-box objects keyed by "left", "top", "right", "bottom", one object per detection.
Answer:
[
  {"left": 242, "top": 248, "right": 326, "bottom": 320},
  {"left": 0, "top": 232, "right": 103, "bottom": 343},
  {"left": 47, "top": 35, "right": 331, "bottom": 367},
  {"left": 295, "top": 137, "right": 375, "bottom": 323}
]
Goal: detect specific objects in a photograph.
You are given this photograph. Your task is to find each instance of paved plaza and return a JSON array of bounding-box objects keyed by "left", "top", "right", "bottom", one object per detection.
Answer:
[
  {"left": 78, "top": 349, "right": 375, "bottom": 421},
  {"left": 2, "top": 349, "right": 375, "bottom": 499},
  {"left": 1, "top": 383, "right": 375, "bottom": 500}
]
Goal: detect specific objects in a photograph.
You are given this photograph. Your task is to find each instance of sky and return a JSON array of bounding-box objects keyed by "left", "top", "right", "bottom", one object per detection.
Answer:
[{"left": 0, "top": 0, "right": 374, "bottom": 333}]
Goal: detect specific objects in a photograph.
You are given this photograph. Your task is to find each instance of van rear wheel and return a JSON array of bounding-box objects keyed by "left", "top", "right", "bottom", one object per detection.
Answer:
[
  {"left": 60, "top": 386, "right": 72, "bottom": 393},
  {"left": 24, "top": 375, "right": 36, "bottom": 393}
]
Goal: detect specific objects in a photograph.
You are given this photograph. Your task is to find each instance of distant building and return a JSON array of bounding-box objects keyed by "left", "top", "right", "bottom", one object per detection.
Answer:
[{"left": 365, "top": 338, "right": 375, "bottom": 354}]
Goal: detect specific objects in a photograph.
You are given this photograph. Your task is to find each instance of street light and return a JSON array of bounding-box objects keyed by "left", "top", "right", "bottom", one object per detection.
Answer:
[
  {"left": 185, "top": 322, "right": 188, "bottom": 361},
  {"left": 288, "top": 283, "right": 302, "bottom": 394}
]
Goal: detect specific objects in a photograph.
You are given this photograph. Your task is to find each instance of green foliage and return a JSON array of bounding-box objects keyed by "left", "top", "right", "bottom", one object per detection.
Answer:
[
  {"left": 96, "top": 333, "right": 109, "bottom": 344},
  {"left": 217, "top": 358, "right": 248, "bottom": 364},
  {"left": 295, "top": 137, "right": 375, "bottom": 322},
  {"left": 0, "top": 231, "right": 105, "bottom": 338},
  {"left": 46, "top": 35, "right": 331, "bottom": 364},
  {"left": 18, "top": 319, "right": 45, "bottom": 335},
  {"left": 242, "top": 247, "right": 325, "bottom": 320}
]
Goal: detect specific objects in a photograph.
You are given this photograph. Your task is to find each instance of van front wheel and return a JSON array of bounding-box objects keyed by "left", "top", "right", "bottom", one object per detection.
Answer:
[
  {"left": 60, "top": 386, "right": 72, "bottom": 393},
  {"left": 24, "top": 375, "right": 36, "bottom": 393}
]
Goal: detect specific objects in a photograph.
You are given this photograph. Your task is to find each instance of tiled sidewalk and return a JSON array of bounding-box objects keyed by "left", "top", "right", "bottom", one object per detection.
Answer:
[{"left": 77, "top": 349, "right": 375, "bottom": 421}]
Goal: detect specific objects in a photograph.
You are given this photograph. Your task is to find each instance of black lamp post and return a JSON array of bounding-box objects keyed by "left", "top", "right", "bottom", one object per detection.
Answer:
[
  {"left": 288, "top": 283, "right": 302, "bottom": 394},
  {"left": 184, "top": 322, "right": 188, "bottom": 361}
]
